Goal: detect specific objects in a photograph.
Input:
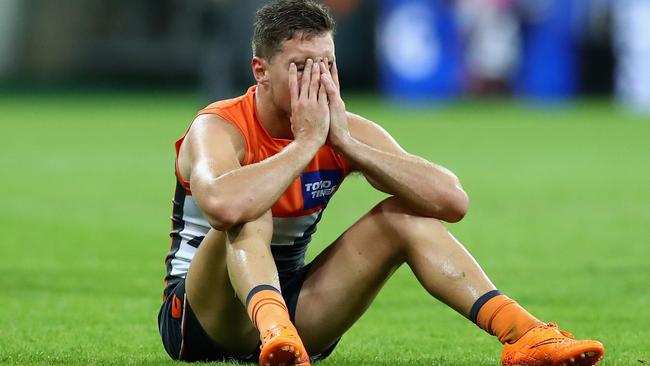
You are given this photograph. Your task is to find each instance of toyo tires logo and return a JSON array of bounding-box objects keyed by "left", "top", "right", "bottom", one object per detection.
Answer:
[{"left": 301, "top": 170, "right": 342, "bottom": 210}]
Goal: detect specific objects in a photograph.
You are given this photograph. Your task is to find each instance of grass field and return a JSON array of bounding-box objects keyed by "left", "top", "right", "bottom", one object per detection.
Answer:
[{"left": 1, "top": 91, "right": 648, "bottom": 365}]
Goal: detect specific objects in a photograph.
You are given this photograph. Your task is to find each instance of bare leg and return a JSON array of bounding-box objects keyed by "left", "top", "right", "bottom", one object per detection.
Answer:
[
  {"left": 223, "top": 211, "right": 279, "bottom": 303},
  {"left": 185, "top": 211, "right": 277, "bottom": 355},
  {"left": 294, "top": 197, "right": 496, "bottom": 353}
]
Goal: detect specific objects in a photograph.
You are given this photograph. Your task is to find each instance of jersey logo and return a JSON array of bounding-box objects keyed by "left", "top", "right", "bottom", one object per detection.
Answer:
[{"left": 301, "top": 169, "right": 342, "bottom": 210}]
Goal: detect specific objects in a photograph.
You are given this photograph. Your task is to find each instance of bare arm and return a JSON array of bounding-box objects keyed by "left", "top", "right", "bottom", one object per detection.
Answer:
[
  {"left": 183, "top": 116, "right": 319, "bottom": 230},
  {"left": 341, "top": 115, "right": 468, "bottom": 222},
  {"left": 183, "top": 59, "right": 330, "bottom": 230},
  {"left": 320, "top": 60, "right": 468, "bottom": 222}
]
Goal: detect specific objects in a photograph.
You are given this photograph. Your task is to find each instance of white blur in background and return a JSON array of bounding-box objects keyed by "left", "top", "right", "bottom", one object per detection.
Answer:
[{"left": 613, "top": 0, "right": 650, "bottom": 114}]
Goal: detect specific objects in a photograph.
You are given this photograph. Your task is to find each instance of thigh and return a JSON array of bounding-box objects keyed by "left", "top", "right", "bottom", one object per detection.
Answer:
[
  {"left": 184, "top": 228, "right": 259, "bottom": 355},
  {"left": 294, "top": 198, "right": 407, "bottom": 353}
]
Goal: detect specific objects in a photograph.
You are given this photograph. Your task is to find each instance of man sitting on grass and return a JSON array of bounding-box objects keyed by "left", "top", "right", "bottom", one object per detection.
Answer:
[{"left": 158, "top": 1, "right": 605, "bottom": 365}]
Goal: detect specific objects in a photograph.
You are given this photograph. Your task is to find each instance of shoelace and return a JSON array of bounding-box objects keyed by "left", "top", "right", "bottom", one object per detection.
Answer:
[
  {"left": 546, "top": 323, "right": 575, "bottom": 339},
  {"left": 261, "top": 327, "right": 281, "bottom": 346},
  {"left": 261, "top": 325, "right": 298, "bottom": 346}
]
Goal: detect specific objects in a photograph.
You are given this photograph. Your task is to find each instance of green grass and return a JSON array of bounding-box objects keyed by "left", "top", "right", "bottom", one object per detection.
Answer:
[{"left": 1, "top": 91, "right": 648, "bottom": 365}]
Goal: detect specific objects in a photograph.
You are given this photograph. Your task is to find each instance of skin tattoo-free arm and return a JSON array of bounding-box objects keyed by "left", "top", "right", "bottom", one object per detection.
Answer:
[
  {"left": 185, "top": 60, "right": 330, "bottom": 230},
  {"left": 319, "top": 60, "right": 469, "bottom": 222}
]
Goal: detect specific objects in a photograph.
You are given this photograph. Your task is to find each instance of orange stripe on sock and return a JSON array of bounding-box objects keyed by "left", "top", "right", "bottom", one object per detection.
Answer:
[{"left": 476, "top": 294, "right": 543, "bottom": 344}]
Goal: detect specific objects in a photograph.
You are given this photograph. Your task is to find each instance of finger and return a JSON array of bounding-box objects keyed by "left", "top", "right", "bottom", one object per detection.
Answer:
[
  {"left": 321, "top": 71, "right": 345, "bottom": 110},
  {"left": 309, "top": 61, "right": 321, "bottom": 100},
  {"left": 300, "top": 59, "right": 313, "bottom": 99},
  {"left": 318, "top": 81, "right": 328, "bottom": 106},
  {"left": 320, "top": 58, "right": 332, "bottom": 85},
  {"left": 321, "top": 70, "right": 338, "bottom": 96},
  {"left": 331, "top": 61, "right": 341, "bottom": 90},
  {"left": 289, "top": 63, "right": 298, "bottom": 106},
  {"left": 322, "top": 58, "right": 331, "bottom": 75},
  {"left": 319, "top": 59, "right": 330, "bottom": 81}
]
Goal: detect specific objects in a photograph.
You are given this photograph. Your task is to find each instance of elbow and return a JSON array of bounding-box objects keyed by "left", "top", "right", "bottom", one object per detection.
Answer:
[
  {"left": 204, "top": 200, "right": 243, "bottom": 231},
  {"left": 440, "top": 187, "right": 469, "bottom": 223}
]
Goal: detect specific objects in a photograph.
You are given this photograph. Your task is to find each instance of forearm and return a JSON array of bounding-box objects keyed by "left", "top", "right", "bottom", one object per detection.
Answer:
[
  {"left": 199, "top": 139, "right": 320, "bottom": 229},
  {"left": 337, "top": 137, "right": 469, "bottom": 221}
]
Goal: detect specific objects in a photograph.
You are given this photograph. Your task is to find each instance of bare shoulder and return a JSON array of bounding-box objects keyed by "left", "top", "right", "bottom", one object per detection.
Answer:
[
  {"left": 345, "top": 111, "right": 404, "bottom": 153},
  {"left": 178, "top": 114, "right": 246, "bottom": 180},
  {"left": 184, "top": 114, "right": 245, "bottom": 154}
]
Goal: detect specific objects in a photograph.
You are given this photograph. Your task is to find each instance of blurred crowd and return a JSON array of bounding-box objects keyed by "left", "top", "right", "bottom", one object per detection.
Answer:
[{"left": 0, "top": 0, "right": 648, "bottom": 113}]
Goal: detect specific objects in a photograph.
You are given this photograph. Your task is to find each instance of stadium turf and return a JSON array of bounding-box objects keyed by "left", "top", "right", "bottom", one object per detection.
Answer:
[{"left": 1, "top": 91, "right": 648, "bottom": 365}]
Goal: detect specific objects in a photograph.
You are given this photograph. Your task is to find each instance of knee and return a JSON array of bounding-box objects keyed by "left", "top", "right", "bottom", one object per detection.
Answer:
[{"left": 371, "top": 197, "right": 448, "bottom": 244}]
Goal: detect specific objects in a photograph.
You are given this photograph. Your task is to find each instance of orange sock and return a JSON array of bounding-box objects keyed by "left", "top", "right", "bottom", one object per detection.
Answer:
[
  {"left": 245, "top": 285, "right": 292, "bottom": 336},
  {"left": 475, "top": 293, "right": 544, "bottom": 344}
]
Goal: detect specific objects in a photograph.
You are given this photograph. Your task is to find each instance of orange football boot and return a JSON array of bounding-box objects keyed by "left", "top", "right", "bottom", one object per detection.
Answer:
[
  {"left": 502, "top": 323, "right": 604, "bottom": 366},
  {"left": 259, "top": 325, "right": 311, "bottom": 366}
]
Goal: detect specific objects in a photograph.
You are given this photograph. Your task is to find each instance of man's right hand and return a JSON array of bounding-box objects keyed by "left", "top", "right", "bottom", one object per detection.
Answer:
[{"left": 289, "top": 58, "right": 330, "bottom": 147}]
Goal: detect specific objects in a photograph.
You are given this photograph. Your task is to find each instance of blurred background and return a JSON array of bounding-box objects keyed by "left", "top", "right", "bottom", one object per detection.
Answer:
[
  {"left": 1, "top": 1, "right": 649, "bottom": 365},
  {"left": 0, "top": 0, "right": 649, "bottom": 112}
]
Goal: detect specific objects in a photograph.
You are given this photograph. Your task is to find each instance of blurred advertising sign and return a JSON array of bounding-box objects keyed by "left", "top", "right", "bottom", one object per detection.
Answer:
[
  {"left": 514, "top": 0, "right": 581, "bottom": 100},
  {"left": 377, "top": 0, "right": 462, "bottom": 101}
]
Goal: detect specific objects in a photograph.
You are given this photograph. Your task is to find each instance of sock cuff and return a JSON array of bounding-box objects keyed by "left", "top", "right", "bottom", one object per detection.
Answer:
[
  {"left": 245, "top": 284, "right": 281, "bottom": 309},
  {"left": 469, "top": 289, "right": 502, "bottom": 323}
]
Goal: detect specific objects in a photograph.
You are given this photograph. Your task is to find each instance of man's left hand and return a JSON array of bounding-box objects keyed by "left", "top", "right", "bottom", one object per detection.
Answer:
[{"left": 320, "top": 59, "right": 352, "bottom": 150}]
